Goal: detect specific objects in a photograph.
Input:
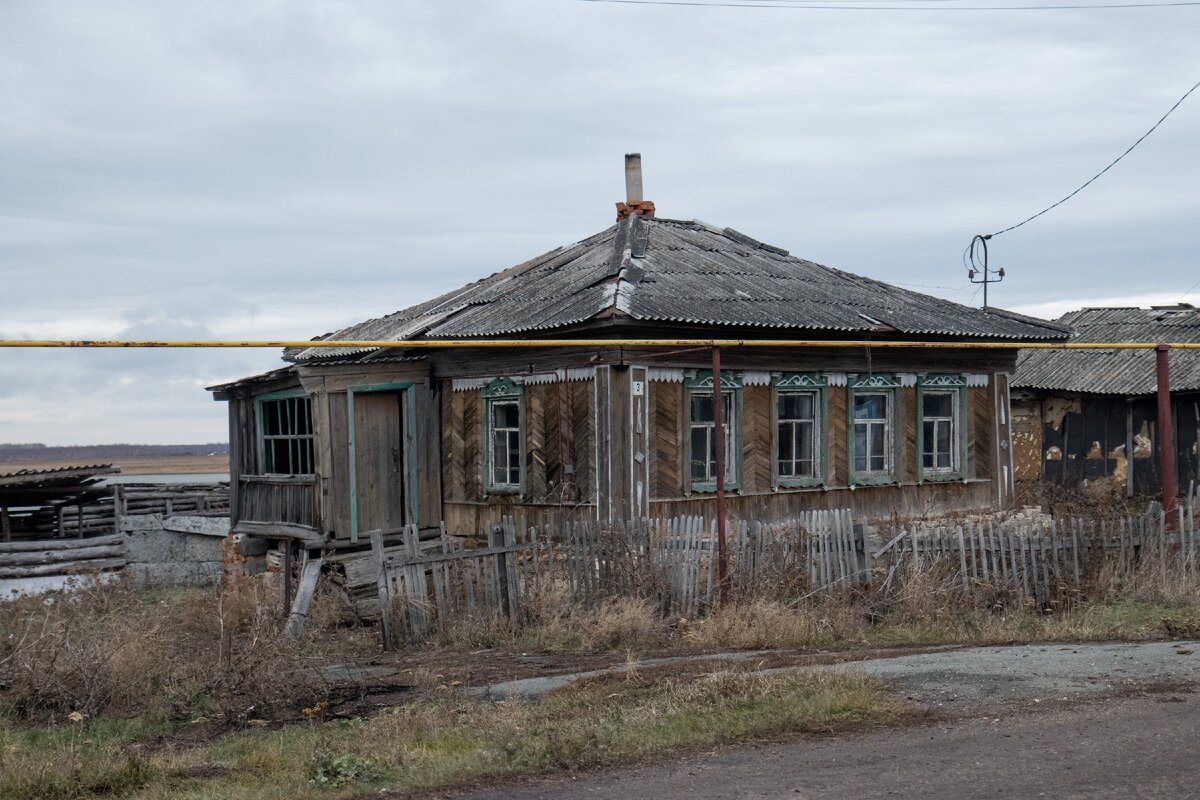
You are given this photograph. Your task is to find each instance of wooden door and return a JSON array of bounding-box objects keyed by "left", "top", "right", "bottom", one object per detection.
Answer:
[{"left": 353, "top": 391, "right": 407, "bottom": 535}]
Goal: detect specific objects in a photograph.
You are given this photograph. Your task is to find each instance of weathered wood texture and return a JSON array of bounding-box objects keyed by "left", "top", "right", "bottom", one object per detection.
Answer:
[
  {"left": 0, "top": 532, "right": 125, "bottom": 577},
  {"left": 353, "top": 391, "right": 407, "bottom": 534},
  {"left": 741, "top": 384, "right": 773, "bottom": 493},
  {"left": 970, "top": 385, "right": 994, "bottom": 481},
  {"left": 898, "top": 387, "right": 918, "bottom": 484},
  {"left": 362, "top": 487, "right": 1200, "bottom": 644},
  {"left": 439, "top": 377, "right": 598, "bottom": 535},
  {"left": 650, "top": 479, "right": 998, "bottom": 522},
  {"left": 237, "top": 477, "right": 314, "bottom": 527},
  {"left": 650, "top": 381, "right": 685, "bottom": 499},
  {"left": 827, "top": 384, "right": 848, "bottom": 487},
  {"left": 2, "top": 485, "right": 229, "bottom": 543}
]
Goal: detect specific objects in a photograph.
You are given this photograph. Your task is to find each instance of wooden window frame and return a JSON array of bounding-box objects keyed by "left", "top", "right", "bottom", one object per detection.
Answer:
[
  {"left": 255, "top": 390, "right": 315, "bottom": 477},
  {"left": 685, "top": 371, "right": 741, "bottom": 493},
  {"left": 847, "top": 374, "right": 900, "bottom": 486},
  {"left": 772, "top": 373, "right": 826, "bottom": 489},
  {"left": 917, "top": 374, "right": 969, "bottom": 482},
  {"left": 482, "top": 378, "right": 525, "bottom": 495}
]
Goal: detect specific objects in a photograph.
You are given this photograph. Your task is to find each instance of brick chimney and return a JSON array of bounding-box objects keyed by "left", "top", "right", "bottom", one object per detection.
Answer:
[{"left": 616, "top": 153, "right": 655, "bottom": 221}]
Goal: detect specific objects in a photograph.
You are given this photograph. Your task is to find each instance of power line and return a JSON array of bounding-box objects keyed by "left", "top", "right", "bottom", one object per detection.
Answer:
[
  {"left": 580, "top": 0, "right": 1200, "bottom": 9},
  {"left": 989, "top": 77, "right": 1200, "bottom": 237},
  {"left": 1178, "top": 276, "right": 1200, "bottom": 303}
]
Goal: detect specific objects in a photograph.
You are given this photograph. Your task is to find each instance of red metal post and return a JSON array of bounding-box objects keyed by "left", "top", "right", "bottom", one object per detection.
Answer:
[
  {"left": 1156, "top": 344, "right": 1178, "bottom": 526},
  {"left": 711, "top": 346, "right": 730, "bottom": 606}
]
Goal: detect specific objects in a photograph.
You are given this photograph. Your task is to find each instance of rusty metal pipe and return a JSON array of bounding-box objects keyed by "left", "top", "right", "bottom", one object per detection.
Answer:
[
  {"left": 711, "top": 346, "right": 729, "bottom": 607},
  {"left": 1156, "top": 344, "right": 1178, "bottom": 526}
]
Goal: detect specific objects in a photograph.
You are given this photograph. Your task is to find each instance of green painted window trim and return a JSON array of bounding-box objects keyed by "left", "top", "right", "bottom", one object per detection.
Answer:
[
  {"left": 916, "top": 375, "right": 969, "bottom": 483},
  {"left": 773, "top": 373, "right": 826, "bottom": 489},
  {"left": 686, "top": 385, "right": 742, "bottom": 493},
  {"left": 847, "top": 375, "right": 899, "bottom": 487},
  {"left": 346, "top": 381, "right": 415, "bottom": 544},
  {"left": 254, "top": 389, "right": 314, "bottom": 477},
  {"left": 482, "top": 378, "right": 525, "bottom": 496}
]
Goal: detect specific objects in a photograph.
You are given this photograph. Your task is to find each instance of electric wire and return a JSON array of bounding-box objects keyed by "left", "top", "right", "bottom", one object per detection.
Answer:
[{"left": 988, "top": 77, "right": 1200, "bottom": 238}]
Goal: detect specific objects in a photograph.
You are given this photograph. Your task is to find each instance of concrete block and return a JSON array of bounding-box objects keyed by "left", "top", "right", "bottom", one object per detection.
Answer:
[
  {"left": 127, "top": 562, "right": 220, "bottom": 587},
  {"left": 163, "top": 515, "right": 230, "bottom": 538},
  {"left": 123, "top": 528, "right": 185, "bottom": 564},
  {"left": 184, "top": 534, "right": 222, "bottom": 564},
  {"left": 120, "top": 514, "right": 164, "bottom": 532}
]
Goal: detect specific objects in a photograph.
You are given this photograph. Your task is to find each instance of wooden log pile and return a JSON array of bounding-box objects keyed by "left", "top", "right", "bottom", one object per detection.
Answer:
[
  {"left": 2, "top": 484, "right": 230, "bottom": 542},
  {"left": 0, "top": 533, "right": 125, "bottom": 578}
]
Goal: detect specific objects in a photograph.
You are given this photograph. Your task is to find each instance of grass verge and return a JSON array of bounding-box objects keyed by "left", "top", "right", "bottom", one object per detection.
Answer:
[{"left": 0, "top": 670, "right": 908, "bottom": 800}]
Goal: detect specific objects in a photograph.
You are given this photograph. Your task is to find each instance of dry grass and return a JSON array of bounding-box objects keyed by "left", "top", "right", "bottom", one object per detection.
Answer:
[
  {"left": 0, "top": 668, "right": 907, "bottom": 800},
  {"left": 0, "top": 577, "right": 371, "bottom": 723}
]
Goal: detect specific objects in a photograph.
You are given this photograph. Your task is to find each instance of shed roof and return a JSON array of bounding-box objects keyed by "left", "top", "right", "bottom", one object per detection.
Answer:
[
  {"left": 0, "top": 464, "right": 118, "bottom": 507},
  {"left": 287, "top": 215, "right": 1069, "bottom": 363},
  {"left": 1012, "top": 304, "right": 1200, "bottom": 395}
]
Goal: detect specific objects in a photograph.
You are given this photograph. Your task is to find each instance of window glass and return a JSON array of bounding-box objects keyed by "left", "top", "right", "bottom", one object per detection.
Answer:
[
  {"left": 922, "top": 389, "right": 958, "bottom": 474},
  {"left": 777, "top": 390, "right": 818, "bottom": 480},
  {"left": 690, "top": 392, "right": 735, "bottom": 485},
  {"left": 487, "top": 398, "right": 521, "bottom": 489},
  {"left": 852, "top": 391, "right": 891, "bottom": 477}
]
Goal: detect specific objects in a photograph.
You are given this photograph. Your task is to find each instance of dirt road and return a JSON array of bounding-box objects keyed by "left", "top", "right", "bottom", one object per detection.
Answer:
[
  {"left": 454, "top": 641, "right": 1200, "bottom": 799},
  {"left": 458, "top": 691, "right": 1199, "bottom": 799}
]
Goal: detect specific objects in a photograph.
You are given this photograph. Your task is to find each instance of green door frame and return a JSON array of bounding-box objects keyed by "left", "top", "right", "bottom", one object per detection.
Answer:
[{"left": 347, "top": 381, "right": 415, "bottom": 543}]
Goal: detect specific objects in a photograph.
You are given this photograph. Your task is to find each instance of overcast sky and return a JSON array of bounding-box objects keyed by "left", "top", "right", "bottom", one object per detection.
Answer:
[{"left": 1, "top": 1, "right": 1197, "bottom": 445}]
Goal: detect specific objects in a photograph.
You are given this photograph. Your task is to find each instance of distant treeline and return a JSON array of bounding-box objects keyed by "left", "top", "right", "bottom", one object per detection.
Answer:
[{"left": 0, "top": 443, "right": 229, "bottom": 461}]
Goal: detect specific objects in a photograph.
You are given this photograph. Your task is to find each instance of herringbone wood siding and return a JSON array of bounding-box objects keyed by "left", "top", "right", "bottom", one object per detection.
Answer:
[
  {"left": 525, "top": 385, "right": 548, "bottom": 500},
  {"left": 650, "top": 382, "right": 684, "bottom": 499},
  {"left": 442, "top": 380, "right": 595, "bottom": 504},
  {"left": 741, "top": 385, "right": 772, "bottom": 492},
  {"left": 827, "top": 386, "right": 847, "bottom": 486},
  {"left": 570, "top": 380, "right": 596, "bottom": 502},
  {"left": 900, "top": 387, "right": 917, "bottom": 483},
  {"left": 971, "top": 385, "right": 993, "bottom": 479}
]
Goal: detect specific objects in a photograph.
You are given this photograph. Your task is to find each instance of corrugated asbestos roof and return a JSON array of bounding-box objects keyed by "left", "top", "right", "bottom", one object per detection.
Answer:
[
  {"left": 287, "top": 216, "right": 1070, "bottom": 362},
  {"left": 1012, "top": 305, "right": 1200, "bottom": 395}
]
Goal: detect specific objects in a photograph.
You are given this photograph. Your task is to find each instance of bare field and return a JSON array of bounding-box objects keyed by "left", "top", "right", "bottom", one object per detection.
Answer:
[{"left": 0, "top": 453, "right": 229, "bottom": 476}]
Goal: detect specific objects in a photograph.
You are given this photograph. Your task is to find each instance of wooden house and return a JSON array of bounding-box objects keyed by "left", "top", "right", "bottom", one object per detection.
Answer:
[
  {"left": 209, "top": 158, "right": 1070, "bottom": 549},
  {"left": 1011, "top": 304, "right": 1200, "bottom": 497}
]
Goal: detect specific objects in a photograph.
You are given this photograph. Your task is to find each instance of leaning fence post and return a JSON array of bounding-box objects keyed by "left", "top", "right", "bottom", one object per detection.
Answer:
[
  {"left": 861, "top": 518, "right": 872, "bottom": 585},
  {"left": 370, "top": 529, "right": 393, "bottom": 649},
  {"left": 491, "top": 522, "right": 511, "bottom": 617}
]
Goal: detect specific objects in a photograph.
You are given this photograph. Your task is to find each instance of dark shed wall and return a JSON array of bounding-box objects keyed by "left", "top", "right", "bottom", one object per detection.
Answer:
[{"left": 1018, "top": 391, "right": 1200, "bottom": 497}]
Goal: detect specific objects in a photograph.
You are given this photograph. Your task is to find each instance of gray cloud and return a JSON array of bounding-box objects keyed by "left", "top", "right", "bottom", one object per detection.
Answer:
[{"left": 2, "top": 0, "right": 1198, "bottom": 443}]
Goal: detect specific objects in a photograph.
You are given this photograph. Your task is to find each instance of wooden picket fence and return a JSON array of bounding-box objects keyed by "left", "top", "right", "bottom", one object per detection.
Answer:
[
  {"left": 367, "top": 510, "right": 868, "bottom": 642},
  {"left": 881, "top": 503, "right": 1200, "bottom": 607},
  {"left": 365, "top": 489, "right": 1200, "bottom": 645}
]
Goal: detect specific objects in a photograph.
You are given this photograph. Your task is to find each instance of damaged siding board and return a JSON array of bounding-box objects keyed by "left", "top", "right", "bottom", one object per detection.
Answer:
[{"left": 1010, "top": 399, "right": 1044, "bottom": 483}]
